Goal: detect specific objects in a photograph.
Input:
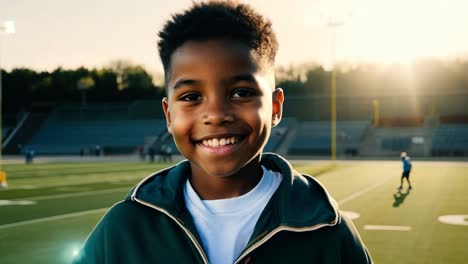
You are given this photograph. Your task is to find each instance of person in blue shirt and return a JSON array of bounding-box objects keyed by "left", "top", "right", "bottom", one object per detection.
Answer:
[{"left": 399, "top": 152, "right": 412, "bottom": 190}]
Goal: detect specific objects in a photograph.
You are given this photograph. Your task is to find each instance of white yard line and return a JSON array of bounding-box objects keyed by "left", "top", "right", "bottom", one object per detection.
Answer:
[
  {"left": 0, "top": 171, "right": 394, "bottom": 230},
  {"left": 3, "top": 176, "right": 141, "bottom": 190},
  {"left": 0, "top": 208, "right": 108, "bottom": 230},
  {"left": 21, "top": 187, "right": 130, "bottom": 201},
  {"left": 364, "top": 225, "right": 411, "bottom": 231},
  {"left": 0, "top": 188, "right": 129, "bottom": 229},
  {"left": 338, "top": 175, "right": 394, "bottom": 206}
]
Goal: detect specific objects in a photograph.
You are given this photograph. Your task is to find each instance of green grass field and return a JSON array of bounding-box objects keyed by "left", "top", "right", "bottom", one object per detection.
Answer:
[{"left": 0, "top": 160, "right": 467, "bottom": 263}]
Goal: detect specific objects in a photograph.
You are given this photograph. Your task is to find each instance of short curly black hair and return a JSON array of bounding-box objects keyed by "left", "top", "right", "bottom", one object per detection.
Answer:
[{"left": 158, "top": 0, "right": 278, "bottom": 81}]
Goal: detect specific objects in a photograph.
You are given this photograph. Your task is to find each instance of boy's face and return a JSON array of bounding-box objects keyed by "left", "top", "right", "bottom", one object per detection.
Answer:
[{"left": 162, "top": 39, "right": 283, "bottom": 179}]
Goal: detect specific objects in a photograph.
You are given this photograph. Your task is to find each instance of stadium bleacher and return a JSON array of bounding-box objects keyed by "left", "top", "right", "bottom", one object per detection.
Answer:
[
  {"left": 432, "top": 124, "right": 468, "bottom": 156},
  {"left": 128, "top": 100, "right": 165, "bottom": 119},
  {"left": 8, "top": 97, "right": 468, "bottom": 158},
  {"left": 287, "top": 121, "right": 369, "bottom": 155},
  {"left": 52, "top": 104, "right": 132, "bottom": 120},
  {"left": 26, "top": 119, "right": 167, "bottom": 155},
  {"left": 381, "top": 137, "right": 411, "bottom": 151},
  {"left": 358, "top": 122, "right": 435, "bottom": 157},
  {"left": 264, "top": 127, "right": 287, "bottom": 152},
  {"left": 263, "top": 117, "right": 298, "bottom": 153},
  {"left": 22, "top": 103, "right": 169, "bottom": 155}
]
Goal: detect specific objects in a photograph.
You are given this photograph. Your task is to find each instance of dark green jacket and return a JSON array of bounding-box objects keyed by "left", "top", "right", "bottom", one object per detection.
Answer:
[{"left": 74, "top": 153, "right": 372, "bottom": 263}]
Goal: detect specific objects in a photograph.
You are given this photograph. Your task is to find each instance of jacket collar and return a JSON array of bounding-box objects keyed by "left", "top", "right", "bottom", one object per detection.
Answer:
[{"left": 129, "top": 153, "right": 339, "bottom": 230}]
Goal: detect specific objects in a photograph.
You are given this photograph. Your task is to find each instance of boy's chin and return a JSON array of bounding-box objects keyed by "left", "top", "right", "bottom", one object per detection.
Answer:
[
  {"left": 203, "top": 166, "right": 244, "bottom": 178},
  {"left": 194, "top": 156, "right": 262, "bottom": 179}
]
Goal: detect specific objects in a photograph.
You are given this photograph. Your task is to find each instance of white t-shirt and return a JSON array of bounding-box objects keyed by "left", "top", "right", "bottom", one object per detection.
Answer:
[{"left": 184, "top": 166, "right": 282, "bottom": 264}]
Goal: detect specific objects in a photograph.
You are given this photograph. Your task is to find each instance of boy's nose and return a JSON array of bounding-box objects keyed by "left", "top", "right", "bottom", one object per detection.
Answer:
[{"left": 202, "top": 100, "right": 235, "bottom": 125}]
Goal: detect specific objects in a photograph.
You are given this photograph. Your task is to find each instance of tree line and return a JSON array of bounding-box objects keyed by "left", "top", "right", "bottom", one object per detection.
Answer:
[
  {"left": 275, "top": 59, "right": 468, "bottom": 97},
  {"left": 2, "top": 61, "right": 165, "bottom": 121},
  {"left": 2, "top": 58, "right": 468, "bottom": 123}
]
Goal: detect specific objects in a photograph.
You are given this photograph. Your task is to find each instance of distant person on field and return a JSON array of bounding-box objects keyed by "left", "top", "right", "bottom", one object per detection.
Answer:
[
  {"left": 165, "top": 145, "right": 172, "bottom": 162},
  {"left": 399, "top": 152, "right": 412, "bottom": 190},
  {"left": 161, "top": 144, "right": 173, "bottom": 162},
  {"left": 95, "top": 145, "right": 101, "bottom": 157},
  {"left": 138, "top": 145, "right": 145, "bottom": 161},
  {"left": 30, "top": 149, "right": 35, "bottom": 163},
  {"left": 148, "top": 146, "right": 155, "bottom": 163},
  {"left": 24, "top": 147, "right": 34, "bottom": 164},
  {"left": 23, "top": 147, "right": 29, "bottom": 164},
  {"left": 158, "top": 144, "right": 167, "bottom": 162},
  {"left": 74, "top": 2, "right": 372, "bottom": 263}
]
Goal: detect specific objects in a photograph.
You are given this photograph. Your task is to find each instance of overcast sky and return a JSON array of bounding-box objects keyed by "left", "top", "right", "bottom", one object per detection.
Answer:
[{"left": 1, "top": 0, "right": 468, "bottom": 75}]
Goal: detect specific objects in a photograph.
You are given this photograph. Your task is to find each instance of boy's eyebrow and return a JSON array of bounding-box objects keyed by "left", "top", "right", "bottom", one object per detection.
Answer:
[
  {"left": 172, "top": 79, "right": 198, "bottom": 90},
  {"left": 171, "top": 73, "right": 257, "bottom": 90},
  {"left": 230, "top": 73, "right": 257, "bottom": 84}
]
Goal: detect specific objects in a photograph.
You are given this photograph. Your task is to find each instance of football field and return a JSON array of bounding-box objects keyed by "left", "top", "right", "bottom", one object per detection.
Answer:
[{"left": 0, "top": 159, "right": 467, "bottom": 263}]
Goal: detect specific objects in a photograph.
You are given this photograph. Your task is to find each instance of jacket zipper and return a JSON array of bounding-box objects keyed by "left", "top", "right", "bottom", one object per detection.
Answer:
[
  {"left": 233, "top": 222, "right": 337, "bottom": 264},
  {"left": 130, "top": 159, "right": 340, "bottom": 264},
  {"left": 133, "top": 197, "right": 210, "bottom": 264},
  {"left": 234, "top": 179, "right": 340, "bottom": 264}
]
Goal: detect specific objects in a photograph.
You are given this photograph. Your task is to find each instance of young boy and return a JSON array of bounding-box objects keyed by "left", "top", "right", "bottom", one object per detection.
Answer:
[{"left": 74, "top": 1, "right": 372, "bottom": 263}]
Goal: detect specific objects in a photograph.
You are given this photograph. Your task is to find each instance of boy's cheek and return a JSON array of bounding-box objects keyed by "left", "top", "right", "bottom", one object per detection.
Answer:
[{"left": 169, "top": 115, "right": 192, "bottom": 133}]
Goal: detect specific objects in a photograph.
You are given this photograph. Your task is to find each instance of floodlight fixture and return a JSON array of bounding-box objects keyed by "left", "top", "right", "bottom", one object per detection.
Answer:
[{"left": 3, "top": 21, "right": 15, "bottom": 34}]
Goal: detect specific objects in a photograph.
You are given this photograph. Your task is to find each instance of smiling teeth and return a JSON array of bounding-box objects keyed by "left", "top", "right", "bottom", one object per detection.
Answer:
[{"left": 202, "top": 137, "right": 238, "bottom": 147}]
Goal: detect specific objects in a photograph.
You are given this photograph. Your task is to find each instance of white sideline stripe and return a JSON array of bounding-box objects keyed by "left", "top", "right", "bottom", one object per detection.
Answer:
[
  {"left": 0, "top": 188, "right": 128, "bottom": 229},
  {"left": 364, "top": 225, "right": 411, "bottom": 231},
  {"left": 338, "top": 175, "right": 393, "bottom": 206},
  {"left": 0, "top": 172, "right": 392, "bottom": 229},
  {"left": 18, "top": 187, "right": 130, "bottom": 201},
  {"left": 0, "top": 208, "right": 108, "bottom": 230},
  {"left": 4, "top": 176, "right": 140, "bottom": 190}
]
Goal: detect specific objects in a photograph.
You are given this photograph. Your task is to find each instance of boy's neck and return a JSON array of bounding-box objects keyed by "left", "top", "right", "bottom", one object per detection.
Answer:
[{"left": 189, "top": 160, "right": 264, "bottom": 200}]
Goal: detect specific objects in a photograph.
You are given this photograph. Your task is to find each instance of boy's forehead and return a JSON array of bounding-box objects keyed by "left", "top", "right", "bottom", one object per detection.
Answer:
[
  {"left": 172, "top": 39, "right": 257, "bottom": 68},
  {"left": 166, "top": 39, "right": 274, "bottom": 89}
]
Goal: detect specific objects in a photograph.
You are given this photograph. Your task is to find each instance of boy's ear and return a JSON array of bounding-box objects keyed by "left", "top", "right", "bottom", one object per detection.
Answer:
[
  {"left": 161, "top": 97, "right": 172, "bottom": 134},
  {"left": 272, "top": 88, "right": 284, "bottom": 127}
]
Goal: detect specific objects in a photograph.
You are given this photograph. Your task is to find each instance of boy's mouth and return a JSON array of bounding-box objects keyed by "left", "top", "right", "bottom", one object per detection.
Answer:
[
  {"left": 194, "top": 134, "right": 247, "bottom": 148},
  {"left": 201, "top": 136, "right": 239, "bottom": 147}
]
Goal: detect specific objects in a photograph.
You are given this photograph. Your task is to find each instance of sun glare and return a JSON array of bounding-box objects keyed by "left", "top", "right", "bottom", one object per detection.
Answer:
[{"left": 327, "top": 0, "right": 468, "bottom": 65}]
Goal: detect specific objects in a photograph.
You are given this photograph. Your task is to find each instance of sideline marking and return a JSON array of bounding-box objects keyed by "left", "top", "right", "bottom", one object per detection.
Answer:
[
  {"left": 2, "top": 175, "right": 140, "bottom": 191},
  {"left": 15, "top": 185, "right": 37, "bottom": 189},
  {"left": 19, "top": 187, "right": 129, "bottom": 201},
  {"left": 0, "top": 208, "right": 108, "bottom": 230},
  {"left": 338, "top": 175, "right": 394, "bottom": 206},
  {"left": 56, "top": 187, "right": 91, "bottom": 192},
  {"left": 0, "top": 188, "right": 128, "bottom": 229},
  {"left": 438, "top": 215, "right": 468, "bottom": 226},
  {"left": 0, "top": 200, "right": 36, "bottom": 206},
  {"left": 364, "top": 225, "right": 411, "bottom": 231},
  {"left": 341, "top": 210, "right": 360, "bottom": 220}
]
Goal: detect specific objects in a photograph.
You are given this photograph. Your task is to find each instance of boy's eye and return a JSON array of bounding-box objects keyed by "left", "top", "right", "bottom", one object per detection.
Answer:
[
  {"left": 232, "top": 88, "right": 256, "bottom": 98},
  {"left": 179, "top": 93, "right": 202, "bottom": 101}
]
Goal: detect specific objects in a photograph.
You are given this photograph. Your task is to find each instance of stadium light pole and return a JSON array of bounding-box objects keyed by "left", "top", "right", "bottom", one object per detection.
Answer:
[
  {"left": 0, "top": 20, "right": 15, "bottom": 186},
  {"left": 328, "top": 19, "right": 344, "bottom": 161}
]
